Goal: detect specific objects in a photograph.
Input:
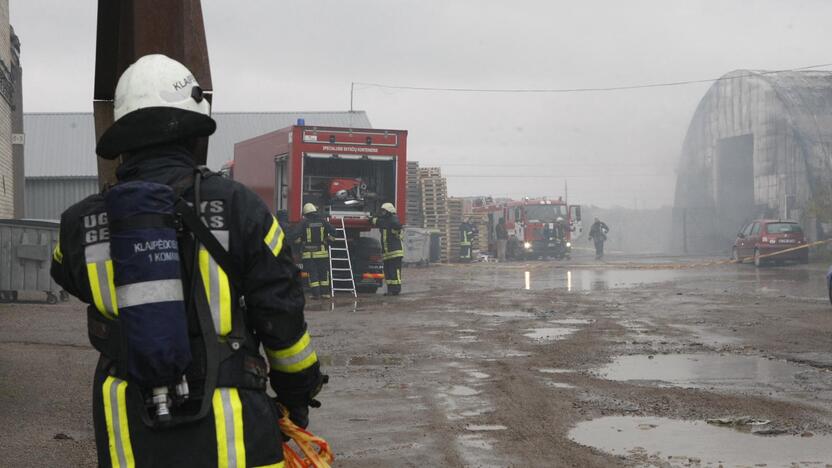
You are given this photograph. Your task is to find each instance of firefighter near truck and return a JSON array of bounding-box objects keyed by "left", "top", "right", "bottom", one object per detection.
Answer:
[{"left": 233, "top": 125, "right": 408, "bottom": 294}]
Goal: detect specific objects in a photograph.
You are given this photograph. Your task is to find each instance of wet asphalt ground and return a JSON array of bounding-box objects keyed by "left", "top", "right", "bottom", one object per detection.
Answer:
[{"left": 2, "top": 251, "right": 832, "bottom": 467}]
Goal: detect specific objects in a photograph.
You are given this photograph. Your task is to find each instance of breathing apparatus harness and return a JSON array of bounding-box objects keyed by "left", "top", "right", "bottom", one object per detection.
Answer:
[{"left": 88, "top": 167, "right": 268, "bottom": 429}]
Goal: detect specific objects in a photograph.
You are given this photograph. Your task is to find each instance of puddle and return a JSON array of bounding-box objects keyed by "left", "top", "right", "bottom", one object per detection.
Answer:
[
  {"left": 543, "top": 381, "right": 576, "bottom": 389},
  {"left": 518, "top": 269, "right": 703, "bottom": 291},
  {"left": 467, "top": 310, "right": 535, "bottom": 319},
  {"left": 457, "top": 433, "right": 493, "bottom": 450},
  {"left": 550, "top": 318, "right": 593, "bottom": 325},
  {"left": 597, "top": 353, "right": 832, "bottom": 408},
  {"left": 466, "top": 424, "right": 507, "bottom": 431},
  {"left": 483, "top": 265, "right": 829, "bottom": 297},
  {"left": 523, "top": 327, "right": 576, "bottom": 342},
  {"left": 538, "top": 368, "right": 573, "bottom": 374},
  {"left": 570, "top": 416, "right": 832, "bottom": 466},
  {"left": 465, "top": 371, "right": 491, "bottom": 380},
  {"left": 448, "top": 385, "right": 480, "bottom": 397},
  {"left": 459, "top": 408, "right": 494, "bottom": 418}
]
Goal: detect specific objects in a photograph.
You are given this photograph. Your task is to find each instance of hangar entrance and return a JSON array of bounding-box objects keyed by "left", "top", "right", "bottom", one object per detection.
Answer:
[{"left": 716, "top": 135, "right": 754, "bottom": 243}]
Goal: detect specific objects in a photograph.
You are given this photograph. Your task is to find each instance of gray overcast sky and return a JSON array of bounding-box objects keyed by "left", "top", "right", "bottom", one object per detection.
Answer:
[{"left": 10, "top": 1, "right": 832, "bottom": 208}]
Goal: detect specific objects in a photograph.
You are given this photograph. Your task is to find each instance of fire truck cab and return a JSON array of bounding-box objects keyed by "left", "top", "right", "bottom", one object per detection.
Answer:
[{"left": 503, "top": 199, "right": 582, "bottom": 260}]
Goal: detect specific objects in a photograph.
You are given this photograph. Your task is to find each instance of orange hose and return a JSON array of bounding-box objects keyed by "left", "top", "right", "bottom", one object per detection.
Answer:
[{"left": 278, "top": 405, "right": 334, "bottom": 468}]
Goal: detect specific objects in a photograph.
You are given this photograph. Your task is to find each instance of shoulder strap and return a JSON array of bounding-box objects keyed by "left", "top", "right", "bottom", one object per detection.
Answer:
[{"left": 175, "top": 198, "right": 243, "bottom": 288}]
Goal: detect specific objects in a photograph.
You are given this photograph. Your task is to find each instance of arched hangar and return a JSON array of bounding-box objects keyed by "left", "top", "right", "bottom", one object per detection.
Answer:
[{"left": 672, "top": 70, "right": 832, "bottom": 253}]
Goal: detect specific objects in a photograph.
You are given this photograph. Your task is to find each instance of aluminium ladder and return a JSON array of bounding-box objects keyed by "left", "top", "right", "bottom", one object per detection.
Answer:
[{"left": 328, "top": 217, "right": 358, "bottom": 298}]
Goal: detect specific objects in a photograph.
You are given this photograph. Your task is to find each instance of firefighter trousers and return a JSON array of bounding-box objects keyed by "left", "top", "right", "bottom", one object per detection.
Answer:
[
  {"left": 383, "top": 257, "right": 402, "bottom": 295},
  {"left": 459, "top": 244, "right": 472, "bottom": 261},
  {"left": 305, "top": 257, "right": 331, "bottom": 298},
  {"left": 594, "top": 239, "right": 605, "bottom": 258},
  {"left": 92, "top": 358, "right": 285, "bottom": 468}
]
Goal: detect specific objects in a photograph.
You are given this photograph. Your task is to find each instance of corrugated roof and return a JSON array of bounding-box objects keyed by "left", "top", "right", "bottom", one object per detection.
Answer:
[{"left": 24, "top": 111, "right": 372, "bottom": 177}]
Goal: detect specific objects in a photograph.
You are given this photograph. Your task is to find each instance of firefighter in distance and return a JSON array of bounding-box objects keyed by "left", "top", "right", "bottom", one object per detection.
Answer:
[
  {"left": 371, "top": 203, "right": 404, "bottom": 296},
  {"left": 290, "top": 203, "right": 337, "bottom": 300}
]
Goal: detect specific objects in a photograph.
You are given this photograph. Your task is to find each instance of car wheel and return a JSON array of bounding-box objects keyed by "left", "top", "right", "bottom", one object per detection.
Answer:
[
  {"left": 754, "top": 248, "right": 763, "bottom": 267},
  {"left": 731, "top": 247, "right": 740, "bottom": 263}
]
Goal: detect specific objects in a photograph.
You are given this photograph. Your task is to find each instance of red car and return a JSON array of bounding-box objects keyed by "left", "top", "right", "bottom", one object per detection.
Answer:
[{"left": 732, "top": 220, "right": 808, "bottom": 266}]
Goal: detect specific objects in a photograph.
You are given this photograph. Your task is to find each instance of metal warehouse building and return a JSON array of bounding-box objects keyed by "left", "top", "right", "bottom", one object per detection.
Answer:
[
  {"left": 24, "top": 111, "right": 372, "bottom": 220},
  {"left": 672, "top": 70, "right": 832, "bottom": 253}
]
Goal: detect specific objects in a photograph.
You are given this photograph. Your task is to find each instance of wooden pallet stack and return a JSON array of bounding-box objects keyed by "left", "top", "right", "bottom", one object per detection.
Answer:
[
  {"left": 467, "top": 211, "right": 491, "bottom": 257},
  {"left": 406, "top": 161, "right": 422, "bottom": 228},
  {"left": 418, "top": 167, "right": 450, "bottom": 262},
  {"left": 447, "top": 198, "right": 464, "bottom": 261}
]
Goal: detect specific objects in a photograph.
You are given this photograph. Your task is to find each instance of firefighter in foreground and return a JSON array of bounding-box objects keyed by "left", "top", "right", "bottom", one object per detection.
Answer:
[
  {"left": 371, "top": 203, "right": 404, "bottom": 295},
  {"left": 459, "top": 218, "right": 477, "bottom": 262},
  {"left": 290, "top": 203, "right": 337, "bottom": 300},
  {"left": 589, "top": 217, "right": 610, "bottom": 260},
  {"left": 50, "top": 55, "right": 325, "bottom": 467}
]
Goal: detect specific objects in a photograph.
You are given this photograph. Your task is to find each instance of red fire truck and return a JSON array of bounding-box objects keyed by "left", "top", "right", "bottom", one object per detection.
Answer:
[
  {"left": 233, "top": 125, "right": 408, "bottom": 293},
  {"left": 505, "top": 198, "right": 582, "bottom": 259}
]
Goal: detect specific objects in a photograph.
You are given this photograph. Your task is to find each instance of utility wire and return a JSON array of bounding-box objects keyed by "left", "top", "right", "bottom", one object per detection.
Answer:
[
  {"left": 433, "top": 162, "right": 664, "bottom": 168},
  {"left": 444, "top": 174, "right": 663, "bottom": 179},
  {"left": 353, "top": 62, "right": 832, "bottom": 94}
]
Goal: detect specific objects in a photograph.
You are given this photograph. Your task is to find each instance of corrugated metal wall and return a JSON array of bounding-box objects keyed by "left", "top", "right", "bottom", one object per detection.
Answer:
[{"left": 24, "top": 177, "right": 97, "bottom": 220}]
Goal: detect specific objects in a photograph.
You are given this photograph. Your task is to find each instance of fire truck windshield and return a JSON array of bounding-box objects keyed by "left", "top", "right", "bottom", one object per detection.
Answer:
[{"left": 524, "top": 205, "right": 567, "bottom": 222}]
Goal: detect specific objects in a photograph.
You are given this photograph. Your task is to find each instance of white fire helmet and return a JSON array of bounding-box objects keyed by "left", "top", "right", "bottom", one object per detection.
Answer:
[
  {"left": 96, "top": 54, "right": 216, "bottom": 159},
  {"left": 303, "top": 203, "right": 318, "bottom": 215},
  {"left": 381, "top": 202, "right": 397, "bottom": 214}
]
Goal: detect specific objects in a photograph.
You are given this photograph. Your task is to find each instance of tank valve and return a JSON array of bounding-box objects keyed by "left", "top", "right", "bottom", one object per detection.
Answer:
[
  {"left": 152, "top": 387, "right": 171, "bottom": 422},
  {"left": 175, "top": 375, "right": 190, "bottom": 400}
]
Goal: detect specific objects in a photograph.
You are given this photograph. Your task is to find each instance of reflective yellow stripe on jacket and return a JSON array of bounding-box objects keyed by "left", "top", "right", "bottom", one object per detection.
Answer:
[
  {"left": 213, "top": 388, "right": 246, "bottom": 468},
  {"left": 265, "top": 331, "right": 318, "bottom": 373},
  {"left": 53, "top": 240, "right": 63, "bottom": 263},
  {"left": 102, "top": 376, "right": 135, "bottom": 468},
  {"left": 199, "top": 230, "right": 232, "bottom": 336},
  {"left": 85, "top": 243, "right": 118, "bottom": 319},
  {"left": 264, "top": 216, "right": 284, "bottom": 256}
]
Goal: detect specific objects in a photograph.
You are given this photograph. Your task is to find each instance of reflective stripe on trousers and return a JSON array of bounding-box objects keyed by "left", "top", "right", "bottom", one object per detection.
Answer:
[
  {"left": 86, "top": 242, "right": 119, "bottom": 319},
  {"left": 387, "top": 267, "right": 402, "bottom": 285},
  {"left": 199, "top": 230, "right": 232, "bottom": 336},
  {"left": 102, "top": 376, "right": 135, "bottom": 468},
  {"left": 213, "top": 388, "right": 246, "bottom": 468}
]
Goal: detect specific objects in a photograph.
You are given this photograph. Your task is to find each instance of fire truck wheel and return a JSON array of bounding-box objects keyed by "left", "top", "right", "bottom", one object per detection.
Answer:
[{"left": 357, "top": 285, "right": 379, "bottom": 294}]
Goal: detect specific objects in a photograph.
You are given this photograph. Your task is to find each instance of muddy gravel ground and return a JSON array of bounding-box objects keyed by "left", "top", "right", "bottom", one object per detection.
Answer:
[{"left": 2, "top": 253, "right": 832, "bottom": 467}]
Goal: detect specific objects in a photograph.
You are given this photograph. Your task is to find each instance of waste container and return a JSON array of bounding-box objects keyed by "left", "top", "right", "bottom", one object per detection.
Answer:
[
  {"left": 403, "top": 228, "right": 431, "bottom": 265},
  {"left": 0, "top": 219, "right": 65, "bottom": 304}
]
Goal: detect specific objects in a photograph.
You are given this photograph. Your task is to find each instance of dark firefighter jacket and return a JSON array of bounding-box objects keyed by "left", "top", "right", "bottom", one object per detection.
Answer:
[
  {"left": 289, "top": 213, "right": 337, "bottom": 259},
  {"left": 50, "top": 147, "right": 322, "bottom": 467},
  {"left": 372, "top": 214, "right": 404, "bottom": 260},
  {"left": 589, "top": 221, "right": 609, "bottom": 241}
]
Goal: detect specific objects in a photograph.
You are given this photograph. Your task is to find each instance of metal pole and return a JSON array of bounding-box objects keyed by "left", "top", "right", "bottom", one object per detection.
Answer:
[{"left": 350, "top": 82, "right": 354, "bottom": 112}]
